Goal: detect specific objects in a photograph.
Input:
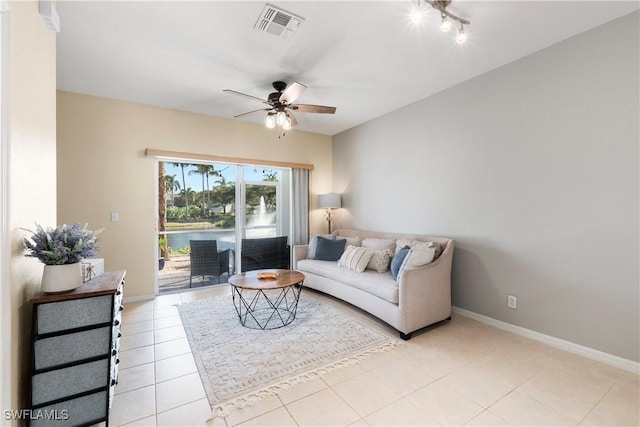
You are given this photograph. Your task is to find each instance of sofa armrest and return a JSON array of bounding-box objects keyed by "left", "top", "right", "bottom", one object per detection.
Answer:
[
  {"left": 292, "top": 245, "right": 308, "bottom": 269},
  {"left": 397, "top": 240, "right": 454, "bottom": 332}
]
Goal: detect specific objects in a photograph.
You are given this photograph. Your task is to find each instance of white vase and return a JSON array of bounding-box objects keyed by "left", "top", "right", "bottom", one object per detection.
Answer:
[{"left": 41, "top": 262, "right": 83, "bottom": 293}]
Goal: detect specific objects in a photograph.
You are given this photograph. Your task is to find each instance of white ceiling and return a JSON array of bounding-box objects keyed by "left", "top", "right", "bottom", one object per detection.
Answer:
[{"left": 56, "top": 1, "right": 639, "bottom": 136}]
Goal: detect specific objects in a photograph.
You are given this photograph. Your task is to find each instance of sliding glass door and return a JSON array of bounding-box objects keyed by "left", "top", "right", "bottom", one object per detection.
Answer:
[{"left": 157, "top": 161, "right": 291, "bottom": 293}]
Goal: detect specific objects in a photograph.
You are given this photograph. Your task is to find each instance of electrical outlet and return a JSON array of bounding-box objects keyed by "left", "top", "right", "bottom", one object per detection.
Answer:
[
  {"left": 507, "top": 295, "right": 517, "bottom": 310},
  {"left": 110, "top": 212, "right": 119, "bottom": 222}
]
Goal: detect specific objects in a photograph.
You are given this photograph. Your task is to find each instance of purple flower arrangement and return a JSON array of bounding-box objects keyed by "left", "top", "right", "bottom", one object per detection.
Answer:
[{"left": 23, "top": 223, "right": 103, "bottom": 265}]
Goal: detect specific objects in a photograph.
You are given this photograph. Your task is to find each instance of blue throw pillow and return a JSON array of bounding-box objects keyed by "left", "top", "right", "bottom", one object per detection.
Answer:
[
  {"left": 314, "top": 236, "right": 346, "bottom": 261},
  {"left": 391, "top": 245, "right": 411, "bottom": 280}
]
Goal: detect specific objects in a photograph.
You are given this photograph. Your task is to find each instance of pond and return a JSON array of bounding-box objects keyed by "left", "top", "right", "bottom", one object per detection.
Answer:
[{"left": 166, "top": 227, "right": 277, "bottom": 252}]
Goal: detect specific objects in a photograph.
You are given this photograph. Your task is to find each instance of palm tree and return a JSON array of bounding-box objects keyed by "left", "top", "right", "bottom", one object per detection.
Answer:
[
  {"left": 189, "top": 164, "right": 218, "bottom": 217},
  {"left": 262, "top": 170, "right": 278, "bottom": 182},
  {"left": 206, "top": 166, "right": 221, "bottom": 214},
  {"left": 172, "top": 162, "right": 192, "bottom": 214},
  {"left": 158, "top": 162, "right": 167, "bottom": 259},
  {"left": 181, "top": 188, "right": 197, "bottom": 219},
  {"left": 213, "top": 175, "right": 234, "bottom": 214},
  {"left": 164, "top": 174, "right": 180, "bottom": 207},
  {"left": 262, "top": 171, "right": 278, "bottom": 211}
]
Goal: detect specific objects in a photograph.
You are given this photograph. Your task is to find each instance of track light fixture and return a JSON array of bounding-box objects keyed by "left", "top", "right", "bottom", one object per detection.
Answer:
[{"left": 413, "top": 0, "right": 470, "bottom": 44}]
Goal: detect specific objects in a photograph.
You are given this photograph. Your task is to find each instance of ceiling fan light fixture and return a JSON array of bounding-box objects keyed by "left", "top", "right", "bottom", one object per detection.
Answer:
[
  {"left": 223, "top": 81, "right": 336, "bottom": 134},
  {"left": 265, "top": 113, "right": 276, "bottom": 129}
]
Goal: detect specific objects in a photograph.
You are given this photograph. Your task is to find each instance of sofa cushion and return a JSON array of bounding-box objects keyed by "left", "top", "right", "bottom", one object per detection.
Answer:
[
  {"left": 297, "top": 259, "right": 399, "bottom": 304},
  {"left": 338, "top": 246, "right": 373, "bottom": 273},
  {"left": 362, "top": 238, "right": 396, "bottom": 251},
  {"left": 391, "top": 246, "right": 411, "bottom": 280},
  {"left": 314, "top": 236, "right": 346, "bottom": 261},
  {"left": 336, "top": 236, "right": 362, "bottom": 247},
  {"left": 399, "top": 246, "right": 436, "bottom": 276},
  {"left": 366, "top": 249, "right": 394, "bottom": 273},
  {"left": 396, "top": 239, "right": 443, "bottom": 259},
  {"left": 307, "top": 233, "right": 334, "bottom": 259}
]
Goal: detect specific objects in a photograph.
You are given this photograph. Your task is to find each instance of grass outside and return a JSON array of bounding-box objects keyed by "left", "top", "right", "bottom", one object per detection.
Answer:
[{"left": 165, "top": 222, "right": 218, "bottom": 231}]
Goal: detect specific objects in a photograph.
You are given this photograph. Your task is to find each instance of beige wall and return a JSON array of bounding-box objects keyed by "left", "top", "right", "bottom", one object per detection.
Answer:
[
  {"left": 57, "top": 91, "right": 332, "bottom": 298},
  {"left": 8, "top": 0, "right": 57, "bottom": 416},
  {"left": 333, "top": 12, "right": 639, "bottom": 362}
]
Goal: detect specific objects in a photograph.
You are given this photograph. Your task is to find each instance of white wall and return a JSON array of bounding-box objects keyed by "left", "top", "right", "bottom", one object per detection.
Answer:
[
  {"left": 57, "top": 92, "right": 333, "bottom": 298},
  {"left": 333, "top": 12, "right": 639, "bottom": 362},
  {"left": 7, "top": 0, "right": 57, "bottom": 416}
]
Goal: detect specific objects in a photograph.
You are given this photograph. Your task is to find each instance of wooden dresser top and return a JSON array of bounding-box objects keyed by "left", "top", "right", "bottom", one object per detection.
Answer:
[{"left": 31, "top": 270, "right": 126, "bottom": 304}]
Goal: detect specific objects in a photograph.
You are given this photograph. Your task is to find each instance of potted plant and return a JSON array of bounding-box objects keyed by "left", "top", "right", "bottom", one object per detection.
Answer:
[
  {"left": 158, "top": 236, "right": 168, "bottom": 270},
  {"left": 23, "top": 223, "right": 102, "bottom": 293}
]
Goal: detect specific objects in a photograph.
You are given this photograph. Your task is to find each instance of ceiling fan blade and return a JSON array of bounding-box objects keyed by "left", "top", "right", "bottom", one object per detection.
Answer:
[
  {"left": 223, "top": 89, "right": 268, "bottom": 104},
  {"left": 279, "top": 81, "right": 307, "bottom": 105},
  {"left": 292, "top": 104, "right": 337, "bottom": 114},
  {"left": 233, "top": 108, "right": 272, "bottom": 118},
  {"left": 286, "top": 110, "right": 298, "bottom": 127}
]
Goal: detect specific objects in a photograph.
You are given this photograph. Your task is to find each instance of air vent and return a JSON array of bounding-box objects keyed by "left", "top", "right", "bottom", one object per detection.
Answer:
[{"left": 254, "top": 4, "right": 304, "bottom": 40}]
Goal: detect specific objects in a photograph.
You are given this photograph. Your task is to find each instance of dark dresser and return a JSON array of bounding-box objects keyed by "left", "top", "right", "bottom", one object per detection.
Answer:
[{"left": 29, "top": 270, "right": 126, "bottom": 427}]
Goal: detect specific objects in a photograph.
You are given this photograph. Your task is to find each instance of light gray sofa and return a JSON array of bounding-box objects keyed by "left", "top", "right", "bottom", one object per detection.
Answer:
[{"left": 292, "top": 229, "right": 454, "bottom": 340}]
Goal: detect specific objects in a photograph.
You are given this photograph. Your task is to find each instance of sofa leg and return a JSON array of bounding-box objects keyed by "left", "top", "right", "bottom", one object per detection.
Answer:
[{"left": 399, "top": 331, "right": 412, "bottom": 341}]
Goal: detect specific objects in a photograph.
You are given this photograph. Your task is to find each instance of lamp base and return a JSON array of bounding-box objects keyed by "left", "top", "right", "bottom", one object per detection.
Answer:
[{"left": 324, "top": 208, "right": 335, "bottom": 234}]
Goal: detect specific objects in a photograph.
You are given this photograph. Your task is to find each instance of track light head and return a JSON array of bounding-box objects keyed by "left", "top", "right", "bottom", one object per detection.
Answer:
[
  {"left": 410, "top": 2, "right": 425, "bottom": 23},
  {"left": 456, "top": 24, "right": 467, "bottom": 44},
  {"left": 440, "top": 14, "right": 451, "bottom": 32}
]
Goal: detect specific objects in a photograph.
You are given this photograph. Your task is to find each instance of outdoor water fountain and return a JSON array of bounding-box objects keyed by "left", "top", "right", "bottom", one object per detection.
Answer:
[
  {"left": 244, "top": 196, "right": 276, "bottom": 239},
  {"left": 249, "top": 196, "right": 276, "bottom": 228}
]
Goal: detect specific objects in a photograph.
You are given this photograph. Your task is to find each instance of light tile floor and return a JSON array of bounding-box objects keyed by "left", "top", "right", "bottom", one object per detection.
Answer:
[{"left": 110, "top": 285, "right": 639, "bottom": 427}]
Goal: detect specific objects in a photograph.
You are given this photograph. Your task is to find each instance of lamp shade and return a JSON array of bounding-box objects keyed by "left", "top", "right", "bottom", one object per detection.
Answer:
[{"left": 318, "top": 193, "right": 341, "bottom": 209}]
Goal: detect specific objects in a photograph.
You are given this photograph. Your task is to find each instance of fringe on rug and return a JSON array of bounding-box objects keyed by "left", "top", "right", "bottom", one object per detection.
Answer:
[{"left": 206, "top": 339, "right": 404, "bottom": 421}]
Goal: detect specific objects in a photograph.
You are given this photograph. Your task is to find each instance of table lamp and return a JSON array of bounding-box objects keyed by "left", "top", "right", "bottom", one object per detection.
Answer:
[{"left": 318, "top": 193, "right": 341, "bottom": 234}]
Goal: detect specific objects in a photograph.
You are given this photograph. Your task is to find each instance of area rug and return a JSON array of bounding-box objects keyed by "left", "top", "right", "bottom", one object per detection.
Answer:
[{"left": 177, "top": 291, "right": 401, "bottom": 417}]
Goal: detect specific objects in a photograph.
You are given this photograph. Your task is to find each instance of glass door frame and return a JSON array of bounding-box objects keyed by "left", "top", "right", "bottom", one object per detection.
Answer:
[{"left": 235, "top": 167, "right": 284, "bottom": 273}]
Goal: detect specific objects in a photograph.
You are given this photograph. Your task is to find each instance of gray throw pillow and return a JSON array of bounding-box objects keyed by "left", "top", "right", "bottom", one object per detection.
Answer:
[
  {"left": 307, "top": 233, "right": 334, "bottom": 259},
  {"left": 314, "top": 236, "right": 346, "bottom": 261},
  {"left": 391, "top": 245, "right": 411, "bottom": 280}
]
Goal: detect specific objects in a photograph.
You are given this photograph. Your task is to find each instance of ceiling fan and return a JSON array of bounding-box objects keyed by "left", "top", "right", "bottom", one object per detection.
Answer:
[{"left": 223, "top": 81, "right": 336, "bottom": 130}]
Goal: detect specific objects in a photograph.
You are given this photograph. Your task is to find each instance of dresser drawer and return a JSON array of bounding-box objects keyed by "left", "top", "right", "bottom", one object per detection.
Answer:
[
  {"left": 36, "top": 295, "right": 113, "bottom": 334},
  {"left": 30, "top": 391, "right": 107, "bottom": 427},
  {"left": 34, "top": 326, "right": 111, "bottom": 370},
  {"left": 31, "top": 359, "right": 109, "bottom": 406}
]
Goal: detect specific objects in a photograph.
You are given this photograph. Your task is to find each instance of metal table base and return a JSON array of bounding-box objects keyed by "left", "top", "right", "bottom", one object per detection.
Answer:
[{"left": 231, "top": 282, "right": 303, "bottom": 329}]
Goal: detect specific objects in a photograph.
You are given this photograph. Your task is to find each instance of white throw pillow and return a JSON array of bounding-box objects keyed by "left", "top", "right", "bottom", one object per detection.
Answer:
[
  {"left": 366, "top": 249, "right": 394, "bottom": 273},
  {"left": 338, "top": 246, "right": 373, "bottom": 273},
  {"left": 397, "top": 246, "right": 436, "bottom": 279},
  {"left": 395, "top": 239, "right": 442, "bottom": 259}
]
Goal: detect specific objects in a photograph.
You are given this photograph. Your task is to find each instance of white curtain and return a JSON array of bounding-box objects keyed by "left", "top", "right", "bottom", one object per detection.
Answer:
[{"left": 291, "top": 168, "right": 309, "bottom": 245}]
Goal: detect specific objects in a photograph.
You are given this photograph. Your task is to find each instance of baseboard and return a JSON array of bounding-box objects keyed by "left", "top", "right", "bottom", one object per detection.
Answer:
[
  {"left": 452, "top": 306, "right": 639, "bottom": 374},
  {"left": 123, "top": 294, "right": 155, "bottom": 304}
]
